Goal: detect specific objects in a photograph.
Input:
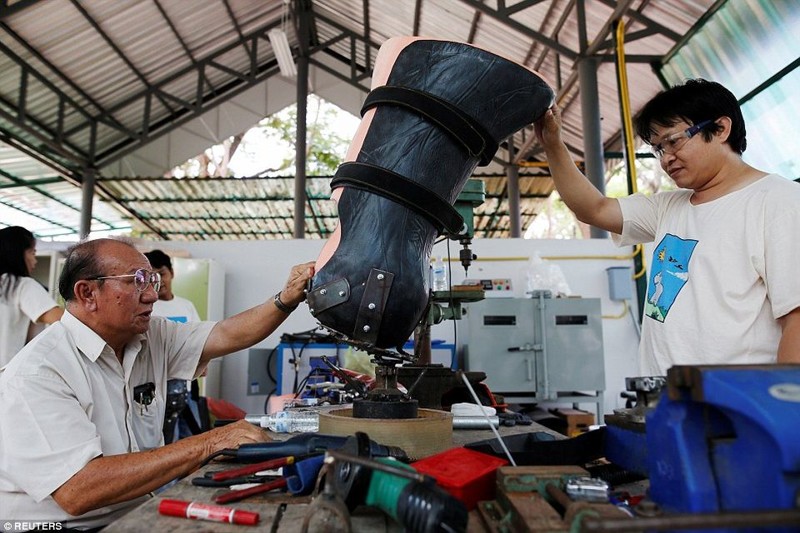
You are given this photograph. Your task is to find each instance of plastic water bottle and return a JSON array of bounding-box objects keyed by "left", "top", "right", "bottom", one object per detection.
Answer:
[
  {"left": 432, "top": 257, "right": 448, "bottom": 291},
  {"left": 260, "top": 411, "right": 319, "bottom": 433}
]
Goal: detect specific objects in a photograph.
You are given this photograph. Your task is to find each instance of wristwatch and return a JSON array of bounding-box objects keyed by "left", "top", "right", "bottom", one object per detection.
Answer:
[{"left": 273, "top": 291, "right": 298, "bottom": 313}]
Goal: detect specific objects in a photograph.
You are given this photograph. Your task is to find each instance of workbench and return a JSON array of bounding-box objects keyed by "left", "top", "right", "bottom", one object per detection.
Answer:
[{"left": 104, "top": 423, "right": 562, "bottom": 532}]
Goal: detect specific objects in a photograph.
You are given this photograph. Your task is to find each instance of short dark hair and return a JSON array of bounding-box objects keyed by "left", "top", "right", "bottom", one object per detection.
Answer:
[
  {"left": 144, "top": 249, "right": 172, "bottom": 271},
  {"left": 634, "top": 78, "right": 747, "bottom": 155},
  {"left": 59, "top": 237, "right": 137, "bottom": 302},
  {"left": 0, "top": 226, "right": 35, "bottom": 299}
]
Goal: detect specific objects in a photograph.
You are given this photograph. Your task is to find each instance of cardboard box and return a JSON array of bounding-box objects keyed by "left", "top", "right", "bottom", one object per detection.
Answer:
[{"left": 549, "top": 408, "right": 594, "bottom": 437}]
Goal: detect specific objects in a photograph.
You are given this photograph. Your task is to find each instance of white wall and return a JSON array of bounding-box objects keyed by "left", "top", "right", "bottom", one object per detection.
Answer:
[{"left": 176, "top": 238, "right": 642, "bottom": 417}]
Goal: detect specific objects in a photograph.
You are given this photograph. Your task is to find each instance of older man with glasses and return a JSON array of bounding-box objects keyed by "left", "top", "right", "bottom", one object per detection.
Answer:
[
  {"left": 0, "top": 237, "right": 314, "bottom": 530},
  {"left": 534, "top": 78, "right": 800, "bottom": 377}
]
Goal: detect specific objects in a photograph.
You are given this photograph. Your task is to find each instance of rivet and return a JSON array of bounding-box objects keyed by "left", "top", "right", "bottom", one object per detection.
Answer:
[
  {"left": 368, "top": 303, "right": 376, "bottom": 310},
  {"left": 309, "top": 308, "right": 315, "bottom": 313},
  {"left": 320, "top": 288, "right": 327, "bottom": 295},
  {"left": 376, "top": 273, "right": 385, "bottom": 280},
  {"left": 339, "top": 290, "right": 346, "bottom": 297},
  {"left": 362, "top": 325, "right": 371, "bottom": 332}
]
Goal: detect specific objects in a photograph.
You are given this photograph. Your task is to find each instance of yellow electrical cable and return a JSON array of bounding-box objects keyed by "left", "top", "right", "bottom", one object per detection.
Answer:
[
  {"left": 615, "top": 18, "right": 648, "bottom": 281},
  {"left": 602, "top": 299, "right": 629, "bottom": 320},
  {"left": 615, "top": 19, "right": 638, "bottom": 195}
]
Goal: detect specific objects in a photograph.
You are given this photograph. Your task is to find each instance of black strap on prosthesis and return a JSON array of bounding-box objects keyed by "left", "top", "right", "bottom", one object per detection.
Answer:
[
  {"left": 361, "top": 85, "right": 498, "bottom": 166},
  {"left": 331, "top": 162, "right": 465, "bottom": 236}
]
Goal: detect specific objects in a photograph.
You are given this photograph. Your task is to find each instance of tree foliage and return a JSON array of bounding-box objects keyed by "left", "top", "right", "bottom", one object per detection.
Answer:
[{"left": 168, "top": 95, "right": 355, "bottom": 179}]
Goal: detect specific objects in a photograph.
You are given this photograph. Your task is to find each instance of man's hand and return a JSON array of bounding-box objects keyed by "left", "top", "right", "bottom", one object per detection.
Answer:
[
  {"left": 534, "top": 105, "right": 564, "bottom": 150},
  {"left": 279, "top": 261, "right": 316, "bottom": 308},
  {"left": 201, "top": 260, "right": 316, "bottom": 362},
  {"left": 200, "top": 419, "right": 271, "bottom": 457}
]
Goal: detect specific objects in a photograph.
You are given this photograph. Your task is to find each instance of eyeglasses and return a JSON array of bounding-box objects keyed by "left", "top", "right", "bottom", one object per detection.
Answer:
[
  {"left": 89, "top": 268, "right": 161, "bottom": 293},
  {"left": 651, "top": 120, "right": 714, "bottom": 159}
]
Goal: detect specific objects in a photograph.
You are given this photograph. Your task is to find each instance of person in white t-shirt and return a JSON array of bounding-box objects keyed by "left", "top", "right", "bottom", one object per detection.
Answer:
[
  {"left": 534, "top": 78, "right": 800, "bottom": 376},
  {"left": 144, "top": 249, "right": 203, "bottom": 444},
  {"left": 144, "top": 249, "right": 201, "bottom": 324},
  {"left": 0, "top": 226, "right": 63, "bottom": 367}
]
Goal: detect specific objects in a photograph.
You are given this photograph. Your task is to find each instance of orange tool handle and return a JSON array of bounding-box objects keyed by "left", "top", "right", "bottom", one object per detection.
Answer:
[
  {"left": 212, "top": 456, "right": 295, "bottom": 481},
  {"left": 214, "top": 477, "right": 288, "bottom": 505}
]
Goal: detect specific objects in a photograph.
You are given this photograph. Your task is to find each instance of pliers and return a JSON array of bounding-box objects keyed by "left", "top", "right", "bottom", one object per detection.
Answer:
[{"left": 193, "top": 454, "right": 325, "bottom": 505}]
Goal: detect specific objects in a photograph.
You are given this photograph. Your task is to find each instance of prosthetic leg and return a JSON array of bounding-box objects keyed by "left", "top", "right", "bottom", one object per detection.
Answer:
[{"left": 309, "top": 37, "right": 554, "bottom": 355}]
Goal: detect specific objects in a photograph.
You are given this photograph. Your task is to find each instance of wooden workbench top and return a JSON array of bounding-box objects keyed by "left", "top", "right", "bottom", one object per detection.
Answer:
[{"left": 104, "top": 422, "right": 562, "bottom": 532}]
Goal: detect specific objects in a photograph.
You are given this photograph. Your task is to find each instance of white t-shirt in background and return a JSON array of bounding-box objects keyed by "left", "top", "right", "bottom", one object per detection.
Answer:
[
  {"left": 0, "top": 274, "right": 59, "bottom": 367},
  {"left": 614, "top": 174, "right": 800, "bottom": 375},
  {"left": 151, "top": 296, "right": 201, "bottom": 323}
]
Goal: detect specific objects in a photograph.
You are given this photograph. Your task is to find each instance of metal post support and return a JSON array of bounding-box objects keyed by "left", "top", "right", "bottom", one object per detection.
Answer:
[
  {"left": 578, "top": 57, "right": 607, "bottom": 239},
  {"left": 79, "top": 166, "right": 96, "bottom": 239},
  {"left": 294, "top": 54, "right": 308, "bottom": 239},
  {"left": 293, "top": 0, "right": 311, "bottom": 239}
]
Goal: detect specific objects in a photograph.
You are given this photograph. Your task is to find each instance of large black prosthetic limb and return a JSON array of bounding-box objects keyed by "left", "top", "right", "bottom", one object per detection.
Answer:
[{"left": 308, "top": 37, "right": 554, "bottom": 352}]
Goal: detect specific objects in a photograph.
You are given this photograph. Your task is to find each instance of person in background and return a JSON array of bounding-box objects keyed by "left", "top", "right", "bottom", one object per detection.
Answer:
[
  {"left": 143, "top": 249, "right": 201, "bottom": 324},
  {"left": 534, "top": 78, "right": 800, "bottom": 376},
  {"left": 0, "top": 237, "right": 314, "bottom": 529},
  {"left": 0, "top": 226, "right": 63, "bottom": 367},
  {"left": 144, "top": 249, "right": 204, "bottom": 444}
]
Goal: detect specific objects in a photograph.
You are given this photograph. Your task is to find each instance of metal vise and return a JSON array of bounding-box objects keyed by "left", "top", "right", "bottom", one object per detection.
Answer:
[{"left": 645, "top": 364, "right": 800, "bottom": 515}]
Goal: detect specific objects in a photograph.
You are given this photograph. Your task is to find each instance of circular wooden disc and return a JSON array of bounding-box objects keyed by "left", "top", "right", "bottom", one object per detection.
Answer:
[{"left": 318, "top": 407, "right": 453, "bottom": 460}]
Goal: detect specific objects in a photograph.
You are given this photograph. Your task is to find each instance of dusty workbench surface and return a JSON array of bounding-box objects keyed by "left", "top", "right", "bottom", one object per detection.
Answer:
[{"left": 104, "top": 422, "right": 562, "bottom": 532}]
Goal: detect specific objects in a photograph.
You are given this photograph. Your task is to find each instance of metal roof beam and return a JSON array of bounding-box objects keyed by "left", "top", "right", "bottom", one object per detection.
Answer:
[
  {"left": 70, "top": 22, "right": 285, "bottom": 167},
  {"left": 140, "top": 213, "right": 338, "bottom": 221},
  {"left": 0, "top": 177, "right": 61, "bottom": 189},
  {"left": 0, "top": 22, "right": 119, "bottom": 123},
  {"left": 456, "top": 0, "right": 579, "bottom": 60},
  {"left": 70, "top": 0, "right": 176, "bottom": 126},
  {"left": 0, "top": 0, "right": 41, "bottom": 20},
  {"left": 0, "top": 104, "right": 87, "bottom": 166},
  {"left": 116, "top": 194, "right": 332, "bottom": 202},
  {"left": 158, "top": 230, "right": 306, "bottom": 237},
  {"left": 596, "top": 0, "right": 682, "bottom": 43},
  {"left": 0, "top": 167, "right": 119, "bottom": 229},
  {"left": 151, "top": 0, "right": 218, "bottom": 96}
]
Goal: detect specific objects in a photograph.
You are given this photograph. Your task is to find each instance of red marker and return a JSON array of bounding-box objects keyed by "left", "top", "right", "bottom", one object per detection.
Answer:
[{"left": 158, "top": 498, "right": 259, "bottom": 526}]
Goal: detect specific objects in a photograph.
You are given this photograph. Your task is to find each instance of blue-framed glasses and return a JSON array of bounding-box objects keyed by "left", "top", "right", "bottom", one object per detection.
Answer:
[
  {"left": 651, "top": 120, "right": 714, "bottom": 159},
  {"left": 89, "top": 268, "right": 161, "bottom": 293}
]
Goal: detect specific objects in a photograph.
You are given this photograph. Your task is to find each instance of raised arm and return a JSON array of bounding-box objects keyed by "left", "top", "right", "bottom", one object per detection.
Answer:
[
  {"left": 777, "top": 306, "right": 800, "bottom": 364},
  {"left": 37, "top": 306, "right": 64, "bottom": 324},
  {"left": 199, "top": 261, "right": 315, "bottom": 364},
  {"left": 535, "top": 106, "right": 623, "bottom": 234}
]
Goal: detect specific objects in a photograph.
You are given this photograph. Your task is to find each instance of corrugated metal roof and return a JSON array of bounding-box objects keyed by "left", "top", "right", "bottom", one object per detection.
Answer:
[{"left": 0, "top": 0, "right": 733, "bottom": 241}]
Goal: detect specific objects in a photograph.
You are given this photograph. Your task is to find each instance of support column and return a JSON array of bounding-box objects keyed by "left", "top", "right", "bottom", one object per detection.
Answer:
[
  {"left": 506, "top": 140, "right": 521, "bottom": 238},
  {"left": 79, "top": 167, "right": 96, "bottom": 239},
  {"left": 578, "top": 56, "right": 607, "bottom": 239},
  {"left": 293, "top": 55, "right": 308, "bottom": 239}
]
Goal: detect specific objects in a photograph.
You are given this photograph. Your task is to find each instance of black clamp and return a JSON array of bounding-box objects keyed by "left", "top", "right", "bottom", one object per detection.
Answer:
[{"left": 307, "top": 278, "right": 351, "bottom": 316}]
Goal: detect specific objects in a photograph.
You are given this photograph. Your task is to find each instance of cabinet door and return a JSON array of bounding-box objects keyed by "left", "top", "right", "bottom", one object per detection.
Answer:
[
  {"left": 465, "top": 299, "right": 537, "bottom": 393},
  {"left": 542, "top": 298, "right": 605, "bottom": 392},
  {"left": 32, "top": 251, "right": 61, "bottom": 299}
]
